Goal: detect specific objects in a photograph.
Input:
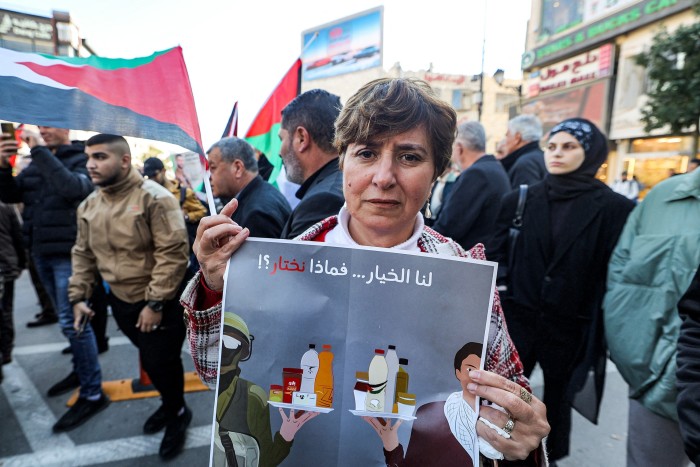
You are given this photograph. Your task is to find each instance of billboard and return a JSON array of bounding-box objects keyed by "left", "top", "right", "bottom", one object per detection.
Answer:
[{"left": 301, "top": 7, "right": 383, "bottom": 81}]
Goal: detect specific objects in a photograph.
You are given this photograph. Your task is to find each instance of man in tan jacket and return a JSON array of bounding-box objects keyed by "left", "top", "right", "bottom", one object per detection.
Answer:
[{"left": 68, "top": 134, "right": 191, "bottom": 460}]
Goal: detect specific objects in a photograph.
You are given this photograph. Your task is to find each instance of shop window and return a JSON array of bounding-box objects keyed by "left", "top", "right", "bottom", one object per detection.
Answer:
[
  {"left": 622, "top": 155, "right": 689, "bottom": 199},
  {"left": 629, "top": 136, "right": 692, "bottom": 154}
]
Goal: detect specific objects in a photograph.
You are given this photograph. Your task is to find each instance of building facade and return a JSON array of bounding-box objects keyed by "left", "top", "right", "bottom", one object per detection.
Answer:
[
  {"left": 0, "top": 7, "right": 94, "bottom": 57},
  {"left": 522, "top": 0, "right": 697, "bottom": 190},
  {"left": 301, "top": 62, "right": 521, "bottom": 156}
]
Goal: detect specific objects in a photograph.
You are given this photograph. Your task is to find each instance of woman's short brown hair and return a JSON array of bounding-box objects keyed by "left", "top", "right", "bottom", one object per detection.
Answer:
[{"left": 334, "top": 78, "right": 457, "bottom": 179}]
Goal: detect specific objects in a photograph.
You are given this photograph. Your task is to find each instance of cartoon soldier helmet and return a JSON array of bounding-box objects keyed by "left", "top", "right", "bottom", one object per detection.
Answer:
[{"left": 222, "top": 311, "right": 253, "bottom": 362}]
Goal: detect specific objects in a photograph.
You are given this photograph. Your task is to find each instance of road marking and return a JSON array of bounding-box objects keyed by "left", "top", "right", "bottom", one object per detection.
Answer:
[
  {"left": 0, "top": 425, "right": 211, "bottom": 466},
  {"left": 12, "top": 336, "right": 191, "bottom": 356},
  {"left": 1, "top": 362, "right": 74, "bottom": 453}
]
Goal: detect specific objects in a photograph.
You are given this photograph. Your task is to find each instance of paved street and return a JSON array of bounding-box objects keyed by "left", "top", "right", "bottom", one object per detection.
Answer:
[{"left": 1, "top": 271, "right": 629, "bottom": 466}]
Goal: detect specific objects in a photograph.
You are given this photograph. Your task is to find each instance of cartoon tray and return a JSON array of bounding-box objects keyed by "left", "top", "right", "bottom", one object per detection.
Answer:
[
  {"left": 268, "top": 401, "right": 334, "bottom": 413},
  {"left": 349, "top": 409, "right": 417, "bottom": 421}
]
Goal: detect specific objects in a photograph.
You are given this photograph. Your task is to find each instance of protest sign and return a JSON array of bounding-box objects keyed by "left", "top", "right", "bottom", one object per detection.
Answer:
[{"left": 214, "top": 239, "right": 497, "bottom": 466}]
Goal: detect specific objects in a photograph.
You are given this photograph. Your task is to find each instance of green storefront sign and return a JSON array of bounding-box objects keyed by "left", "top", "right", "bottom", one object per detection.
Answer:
[{"left": 523, "top": 0, "right": 693, "bottom": 70}]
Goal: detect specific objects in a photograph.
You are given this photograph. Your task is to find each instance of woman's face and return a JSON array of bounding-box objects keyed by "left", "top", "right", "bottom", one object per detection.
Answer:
[
  {"left": 342, "top": 126, "right": 435, "bottom": 247},
  {"left": 544, "top": 131, "right": 585, "bottom": 175}
]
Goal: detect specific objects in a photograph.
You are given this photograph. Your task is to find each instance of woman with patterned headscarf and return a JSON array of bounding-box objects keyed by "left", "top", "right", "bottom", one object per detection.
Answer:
[{"left": 491, "top": 118, "right": 635, "bottom": 465}]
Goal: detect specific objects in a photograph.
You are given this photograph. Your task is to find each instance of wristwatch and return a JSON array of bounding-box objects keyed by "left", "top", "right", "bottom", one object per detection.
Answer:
[
  {"left": 70, "top": 298, "right": 85, "bottom": 306},
  {"left": 147, "top": 300, "right": 164, "bottom": 312}
]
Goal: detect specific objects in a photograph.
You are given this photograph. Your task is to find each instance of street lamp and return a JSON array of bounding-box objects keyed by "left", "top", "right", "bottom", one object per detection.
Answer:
[{"left": 493, "top": 69, "right": 523, "bottom": 112}]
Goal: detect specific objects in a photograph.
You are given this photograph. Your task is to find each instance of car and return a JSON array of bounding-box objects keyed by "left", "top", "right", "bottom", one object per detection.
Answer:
[
  {"left": 353, "top": 45, "right": 380, "bottom": 60},
  {"left": 305, "top": 57, "right": 332, "bottom": 70},
  {"left": 331, "top": 51, "right": 353, "bottom": 65}
]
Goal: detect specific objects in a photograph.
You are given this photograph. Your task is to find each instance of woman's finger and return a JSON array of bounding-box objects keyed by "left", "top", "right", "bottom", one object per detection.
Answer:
[
  {"left": 467, "top": 371, "right": 535, "bottom": 421},
  {"left": 199, "top": 224, "right": 244, "bottom": 252},
  {"left": 219, "top": 198, "right": 239, "bottom": 218}
]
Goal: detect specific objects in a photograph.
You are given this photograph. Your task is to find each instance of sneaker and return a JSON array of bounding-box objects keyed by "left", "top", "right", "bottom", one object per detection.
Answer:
[
  {"left": 52, "top": 392, "right": 110, "bottom": 432},
  {"left": 159, "top": 406, "right": 192, "bottom": 459},
  {"left": 47, "top": 371, "right": 80, "bottom": 397},
  {"left": 27, "top": 313, "right": 58, "bottom": 327},
  {"left": 144, "top": 404, "right": 169, "bottom": 434}
]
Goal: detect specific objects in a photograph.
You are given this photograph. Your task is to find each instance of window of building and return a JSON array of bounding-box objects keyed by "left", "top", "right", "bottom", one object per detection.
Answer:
[
  {"left": 34, "top": 40, "right": 54, "bottom": 54},
  {"left": 1, "top": 36, "right": 33, "bottom": 52},
  {"left": 629, "top": 136, "right": 692, "bottom": 154},
  {"left": 494, "top": 93, "right": 518, "bottom": 113}
]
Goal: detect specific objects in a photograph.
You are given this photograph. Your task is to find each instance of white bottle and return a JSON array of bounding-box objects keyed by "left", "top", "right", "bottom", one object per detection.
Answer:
[
  {"left": 365, "top": 349, "right": 388, "bottom": 412},
  {"left": 300, "top": 344, "right": 319, "bottom": 394},
  {"left": 385, "top": 345, "right": 399, "bottom": 413}
]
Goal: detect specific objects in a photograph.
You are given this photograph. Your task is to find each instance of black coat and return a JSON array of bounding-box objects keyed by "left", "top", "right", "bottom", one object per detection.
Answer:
[
  {"left": 232, "top": 175, "right": 291, "bottom": 239},
  {"left": 0, "top": 143, "right": 93, "bottom": 256},
  {"left": 677, "top": 265, "right": 700, "bottom": 466},
  {"left": 501, "top": 141, "right": 547, "bottom": 189},
  {"left": 491, "top": 181, "right": 633, "bottom": 421},
  {"left": 432, "top": 155, "right": 510, "bottom": 252},
  {"left": 280, "top": 159, "right": 344, "bottom": 239}
]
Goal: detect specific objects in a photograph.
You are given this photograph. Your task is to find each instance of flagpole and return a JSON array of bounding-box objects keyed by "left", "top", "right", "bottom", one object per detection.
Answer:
[{"left": 202, "top": 171, "right": 217, "bottom": 215}]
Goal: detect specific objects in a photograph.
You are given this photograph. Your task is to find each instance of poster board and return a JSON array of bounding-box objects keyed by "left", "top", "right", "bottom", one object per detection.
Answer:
[{"left": 213, "top": 239, "right": 497, "bottom": 466}]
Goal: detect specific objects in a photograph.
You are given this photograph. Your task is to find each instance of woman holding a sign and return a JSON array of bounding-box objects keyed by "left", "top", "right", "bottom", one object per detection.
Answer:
[{"left": 183, "top": 78, "right": 550, "bottom": 465}]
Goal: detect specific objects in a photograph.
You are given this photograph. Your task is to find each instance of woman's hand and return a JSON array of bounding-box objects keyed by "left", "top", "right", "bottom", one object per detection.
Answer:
[
  {"left": 193, "top": 199, "right": 249, "bottom": 292},
  {"left": 468, "top": 370, "right": 550, "bottom": 460}
]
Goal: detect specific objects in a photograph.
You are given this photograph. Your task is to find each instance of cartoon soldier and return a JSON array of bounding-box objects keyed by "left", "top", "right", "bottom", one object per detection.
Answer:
[{"left": 214, "top": 311, "right": 318, "bottom": 467}]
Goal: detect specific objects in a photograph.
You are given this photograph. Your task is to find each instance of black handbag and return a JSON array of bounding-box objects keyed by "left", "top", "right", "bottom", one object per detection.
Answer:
[{"left": 497, "top": 184, "right": 528, "bottom": 291}]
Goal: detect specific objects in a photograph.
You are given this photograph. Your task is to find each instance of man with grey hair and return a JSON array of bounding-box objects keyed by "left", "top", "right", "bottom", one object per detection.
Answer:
[
  {"left": 432, "top": 121, "right": 510, "bottom": 251},
  {"left": 500, "top": 114, "right": 547, "bottom": 188},
  {"left": 208, "top": 137, "right": 291, "bottom": 238}
]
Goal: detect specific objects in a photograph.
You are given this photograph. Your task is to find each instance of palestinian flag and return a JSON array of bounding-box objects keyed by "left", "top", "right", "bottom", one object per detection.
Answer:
[
  {"left": 0, "top": 46, "right": 204, "bottom": 156},
  {"left": 222, "top": 101, "right": 238, "bottom": 138},
  {"left": 245, "top": 59, "right": 301, "bottom": 184}
]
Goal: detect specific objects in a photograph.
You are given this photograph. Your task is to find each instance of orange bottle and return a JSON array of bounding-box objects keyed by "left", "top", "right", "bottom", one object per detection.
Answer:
[{"left": 314, "top": 344, "right": 334, "bottom": 408}]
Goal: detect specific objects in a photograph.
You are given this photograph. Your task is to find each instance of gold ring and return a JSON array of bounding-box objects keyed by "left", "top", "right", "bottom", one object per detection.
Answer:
[
  {"left": 519, "top": 387, "right": 533, "bottom": 404},
  {"left": 503, "top": 418, "right": 515, "bottom": 435}
]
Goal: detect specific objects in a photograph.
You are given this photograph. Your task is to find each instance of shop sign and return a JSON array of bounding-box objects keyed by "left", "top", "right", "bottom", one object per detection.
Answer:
[
  {"left": 522, "top": 0, "right": 693, "bottom": 70},
  {"left": 521, "top": 79, "right": 610, "bottom": 135},
  {"left": 526, "top": 44, "right": 614, "bottom": 98},
  {"left": 0, "top": 10, "right": 53, "bottom": 41},
  {"left": 423, "top": 72, "right": 467, "bottom": 86}
]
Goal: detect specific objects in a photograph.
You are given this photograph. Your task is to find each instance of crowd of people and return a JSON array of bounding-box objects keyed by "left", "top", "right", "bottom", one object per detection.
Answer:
[{"left": 0, "top": 76, "right": 699, "bottom": 466}]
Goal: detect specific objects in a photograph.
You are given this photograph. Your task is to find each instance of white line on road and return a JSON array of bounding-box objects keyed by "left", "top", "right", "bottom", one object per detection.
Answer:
[
  {"left": 12, "top": 337, "right": 132, "bottom": 356},
  {"left": 0, "top": 425, "right": 211, "bottom": 466},
  {"left": 1, "top": 362, "right": 74, "bottom": 453}
]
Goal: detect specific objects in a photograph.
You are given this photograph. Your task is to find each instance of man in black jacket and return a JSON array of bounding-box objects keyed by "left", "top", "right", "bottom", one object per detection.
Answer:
[
  {"left": 432, "top": 121, "right": 510, "bottom": 251},
  {"left": 0, "top": 126, "right": 107, "bottom": 431},
  {"left": 677, "top": 265, "right": 700, "bottom": 466},
  {"left": 278, "top": 89, "right": 344, "bottom": 239},
  {"left": 500, "top": 115, "right": 547, "bottom": 189},
  {"left": 208, "top": 137, "right": 291, "bottom": 238}
]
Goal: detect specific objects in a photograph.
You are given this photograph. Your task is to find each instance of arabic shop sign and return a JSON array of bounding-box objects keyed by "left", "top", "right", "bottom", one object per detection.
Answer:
[
  {"left": 522, "top": 0, "right": 693, "bottom": 70},
  {"left": 525, "top": 44, "right": 614, "bottom": 98},
  {"left": 0, "top": 10, "right": 53, "bottom": 41}
]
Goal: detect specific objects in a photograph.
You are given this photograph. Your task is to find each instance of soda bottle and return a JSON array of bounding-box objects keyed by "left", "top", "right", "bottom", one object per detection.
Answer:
[
  {"left": 300, "top": 344, "right": 319, "bottom": 393},
  {"left": 315, "top": 344, "right": 334, "bottom": 408}
]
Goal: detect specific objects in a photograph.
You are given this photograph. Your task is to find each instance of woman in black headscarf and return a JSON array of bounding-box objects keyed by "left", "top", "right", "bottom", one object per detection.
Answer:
[{"left": 491, "top": 118, "right": 635, "bottom": 464}]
